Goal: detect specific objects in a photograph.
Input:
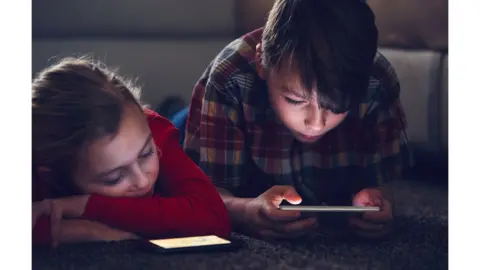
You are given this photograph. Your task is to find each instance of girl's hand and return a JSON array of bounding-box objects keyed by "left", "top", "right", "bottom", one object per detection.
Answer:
[
  {"left": 32, "top": 196, "right": 90, "bottom": 246},
  {"left": 349, "top": 188, "right": 393, "bottom": 239},
  {"left": 33, "top": 200, "right": 51, "bottom": 229},
  {"left": 57, "top": 219, "right": 139, "bottom": 246}
]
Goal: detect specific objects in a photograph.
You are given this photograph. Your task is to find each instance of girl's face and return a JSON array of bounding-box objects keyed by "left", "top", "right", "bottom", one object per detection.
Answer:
[{"left": 73, "top": 104, "right": 160, "bottom": 197}]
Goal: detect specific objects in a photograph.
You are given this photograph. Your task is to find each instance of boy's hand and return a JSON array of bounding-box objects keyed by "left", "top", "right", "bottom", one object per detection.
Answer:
[
  {"left": 242, "top": 185, "right": 318, "bottom": 239},
  {"left": 56, "top": 219, "right": 139, "bottom": 247},
  {"left": 349, "top": 188, "right": 393, "bottom": 239}
]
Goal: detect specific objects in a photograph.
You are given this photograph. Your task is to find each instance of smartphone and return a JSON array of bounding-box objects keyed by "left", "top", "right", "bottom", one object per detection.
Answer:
[
  {"left": 143, "top": 235, "right": 240, "bottom": 254},
  {"left": 279, "top": 205, "right": 380, "bottom": 212}
]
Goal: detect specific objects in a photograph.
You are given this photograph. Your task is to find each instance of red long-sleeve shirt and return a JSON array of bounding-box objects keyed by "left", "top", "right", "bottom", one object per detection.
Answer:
[{"left": 33, "top": 109, "right": 231, "bottom": 245}]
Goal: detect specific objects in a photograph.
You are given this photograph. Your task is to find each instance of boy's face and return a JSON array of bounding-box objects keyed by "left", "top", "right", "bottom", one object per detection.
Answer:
[{"left": 256, "top": 45, "right": 348, "bottom": 144}]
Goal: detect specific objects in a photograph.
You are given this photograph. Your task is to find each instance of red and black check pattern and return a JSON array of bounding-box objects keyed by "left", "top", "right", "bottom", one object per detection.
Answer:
[{"left": 184, "top": 28, "right": 413, "bottom": 204}]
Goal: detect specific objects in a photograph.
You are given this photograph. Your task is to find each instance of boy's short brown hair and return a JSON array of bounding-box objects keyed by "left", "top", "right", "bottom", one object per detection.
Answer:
[{"left": 262, "top": 0, "right": 378, "bottom": 114}]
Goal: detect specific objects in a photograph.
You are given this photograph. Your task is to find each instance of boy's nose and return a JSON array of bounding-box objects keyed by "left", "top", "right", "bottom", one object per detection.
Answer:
[{"left": 304, "top": 108, "right": 325, "bottom": 132}]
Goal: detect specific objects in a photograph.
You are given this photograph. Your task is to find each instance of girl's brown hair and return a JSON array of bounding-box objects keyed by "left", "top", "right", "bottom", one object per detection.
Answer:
[{"left": 32, "top": 57, "right": 142, "bottom": 197}]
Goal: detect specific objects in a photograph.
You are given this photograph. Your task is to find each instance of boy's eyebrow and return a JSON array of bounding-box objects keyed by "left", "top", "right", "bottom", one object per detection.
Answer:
[{"left": 282, "top": 86, "right": 305, "bottom": 99}]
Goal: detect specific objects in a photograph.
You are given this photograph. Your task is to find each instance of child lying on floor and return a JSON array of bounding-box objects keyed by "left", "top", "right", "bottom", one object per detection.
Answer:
[
  {"left": 183, "top": 0, "right": 412, "bottom": 239},
  {"left": 32, "top": 57, "right": 230, "bottom": 246}
]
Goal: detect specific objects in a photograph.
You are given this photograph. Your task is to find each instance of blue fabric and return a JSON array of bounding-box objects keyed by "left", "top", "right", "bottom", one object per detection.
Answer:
[{"left": 169, "top": 107, "right": 189, "bottom": 145}]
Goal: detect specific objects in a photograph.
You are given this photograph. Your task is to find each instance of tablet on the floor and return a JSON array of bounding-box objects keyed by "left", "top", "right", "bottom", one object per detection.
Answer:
[
  {"left": 279, "top": 205, "right": 380, "bottom": 212},
  {"left": 143, "top": 235, "right": 240, "bottom": 254}
]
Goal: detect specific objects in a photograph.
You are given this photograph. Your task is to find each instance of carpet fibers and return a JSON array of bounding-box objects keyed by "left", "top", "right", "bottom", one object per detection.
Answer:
[{"left": 33, "top": 180, "right": 448, "bottom": 270}]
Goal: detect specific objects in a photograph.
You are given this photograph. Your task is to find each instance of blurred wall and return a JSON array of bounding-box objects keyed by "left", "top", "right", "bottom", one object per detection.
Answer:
[{"left": 32, "top": 0, "right": 237, "bottom": 106}]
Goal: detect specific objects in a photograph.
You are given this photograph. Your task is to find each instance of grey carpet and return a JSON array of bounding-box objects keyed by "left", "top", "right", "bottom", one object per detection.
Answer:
[{"left": 32, "top": 180, "right": 448, "bottom": 270}]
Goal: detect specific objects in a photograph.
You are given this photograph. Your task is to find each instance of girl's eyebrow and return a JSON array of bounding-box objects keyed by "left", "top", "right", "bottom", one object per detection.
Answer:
[
  {"left": 138, "top": 133, "right": 153, "bottom": 154},
  {"left": 96, "top": 133, "right": 153, "bottom": 177}
]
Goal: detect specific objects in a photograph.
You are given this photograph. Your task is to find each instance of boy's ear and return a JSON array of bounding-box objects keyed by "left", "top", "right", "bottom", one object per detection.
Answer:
[{"left": 255, "top": 43, "right": 267, "bottom": 80}]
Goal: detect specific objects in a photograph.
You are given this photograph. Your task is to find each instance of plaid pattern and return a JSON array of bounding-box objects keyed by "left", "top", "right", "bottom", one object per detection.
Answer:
[{"left": 184, "top": 28, "right": 413, "bottom": 205}]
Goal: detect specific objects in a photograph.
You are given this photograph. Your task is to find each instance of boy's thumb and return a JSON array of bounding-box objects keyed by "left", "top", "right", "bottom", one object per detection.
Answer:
[{"left": 281, "top": 186, "right": 303, "bottom": 205}]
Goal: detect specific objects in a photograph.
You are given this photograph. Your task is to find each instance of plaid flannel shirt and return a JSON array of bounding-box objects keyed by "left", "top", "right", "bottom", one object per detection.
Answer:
[{"left": 184, "top": 29, "right": 412, "bottom": 205}]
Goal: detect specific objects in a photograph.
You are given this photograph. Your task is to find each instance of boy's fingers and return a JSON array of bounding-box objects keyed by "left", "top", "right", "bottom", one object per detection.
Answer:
[
  {"left": 362, "top": 200, "right": 392, "bottom": 223},
  {"left": 352, "top": 188, "right": 383, "bottom": 207},
  {"left": 268, "top": 186, "right": 302, "bottom": 206},
  {"left": 362, "top": 211, "right": 391, "bottom": 223},
  {"left": 283, "top": 188, "right": 303, "bottom": 205},
  {"left": 271, "top": 216, "right": 318, "bottom": 235},
  {"left": 261, "top": 205, "right": 301, "bottom": 222}
]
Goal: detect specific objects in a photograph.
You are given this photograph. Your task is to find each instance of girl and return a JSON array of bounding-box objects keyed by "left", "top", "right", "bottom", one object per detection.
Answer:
[{"left": 32, "top": 57, "right": 231, "bottom": 246}]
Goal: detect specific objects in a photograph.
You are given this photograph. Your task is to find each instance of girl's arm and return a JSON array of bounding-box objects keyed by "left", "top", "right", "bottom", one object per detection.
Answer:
[
  {"left": 79, "top": 113, "right": 231, "bottom": 239},
  {"left": 33, "top": 215, "right": 52, "bottom": 245},
  {"left": 33, "top": 216, "right": 137, "bottom": 246}
]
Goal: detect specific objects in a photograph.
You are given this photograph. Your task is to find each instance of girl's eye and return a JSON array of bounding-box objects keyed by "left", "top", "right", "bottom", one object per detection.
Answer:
[
  {"left": 139, "top": 147, "right": 154, "bottom": 159},
  {"left": 103, "top": 173, "right": 124, "bottom": 186},
  {"left": 284, "top": 97, "right": 305, "bottom": 106}
]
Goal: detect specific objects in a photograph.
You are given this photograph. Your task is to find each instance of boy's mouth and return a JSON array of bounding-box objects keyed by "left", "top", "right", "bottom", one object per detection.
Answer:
[{"left": 298, "top": 133, "right": 323, "bottom": 143}]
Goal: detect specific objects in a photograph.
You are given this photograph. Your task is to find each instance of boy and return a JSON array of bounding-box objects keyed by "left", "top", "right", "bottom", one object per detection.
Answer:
[{"left": 184, "top": 0, "right": 412, "bottom": 239}]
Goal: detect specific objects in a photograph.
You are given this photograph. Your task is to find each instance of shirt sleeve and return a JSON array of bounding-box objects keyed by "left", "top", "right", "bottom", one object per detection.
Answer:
[
  {"left": 32, "top": 216, "right": 52, "bottom": 246},
  {"left": 81, "top": 113, "right": 231, "bottom": 239},
  {"left": 183, "top": 64, "right": 248, "bottom": 195},
  {"left": 354, "top": 64, "right": 413, "bottom": 193},
  {"left": 32, "top": 176, "right": 53, "bottom": 246}
]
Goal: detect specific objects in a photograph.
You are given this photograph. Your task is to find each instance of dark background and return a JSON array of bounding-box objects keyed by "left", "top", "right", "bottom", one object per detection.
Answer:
[{"left": 32, "top": 1, "right": 448, "bottom": 269}]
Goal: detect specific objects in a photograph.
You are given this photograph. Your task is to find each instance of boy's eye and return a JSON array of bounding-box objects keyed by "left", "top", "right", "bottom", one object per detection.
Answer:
[{"left": 284, "top": 97, "right": 305, "bottom": 105}]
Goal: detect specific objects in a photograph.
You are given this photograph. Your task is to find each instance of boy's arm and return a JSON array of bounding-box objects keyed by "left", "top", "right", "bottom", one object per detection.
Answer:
[
  {"left": 361, "top": 98, "right": 411, "bottom": 201},
  {"left": 355, "top": 62, "right": 413, "bottom": 203},
  {"left": 183, "top": 67, "right": 249, "bottom": 194},
  {"left": 347, "top": 62, "right": 411, "bottom": 239},
  {"left": 183, "top": 66, "right": 254, "bottom": 227}
]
